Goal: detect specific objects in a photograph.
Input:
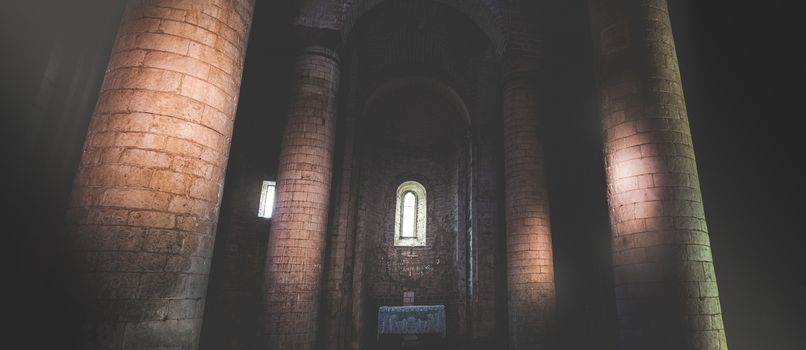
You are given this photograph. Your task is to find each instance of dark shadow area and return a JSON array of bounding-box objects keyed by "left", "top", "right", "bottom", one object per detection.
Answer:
[
  {"left": 540, "top": 1, "right": 619, "bottom": 349},
  {"left": 669, "top": 1, "right": 805, "bottom": 349},
  {"left": 2, "top": 1, "right": 126, "bottom": 349}
]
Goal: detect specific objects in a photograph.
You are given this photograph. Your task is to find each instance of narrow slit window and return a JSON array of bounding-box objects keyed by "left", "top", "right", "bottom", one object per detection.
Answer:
[
  {"left": 258, "top": 181, "right": 276, "bottom": 218},
  {"left": 400, "top": 192, "right": 417, "bottom": 238}
]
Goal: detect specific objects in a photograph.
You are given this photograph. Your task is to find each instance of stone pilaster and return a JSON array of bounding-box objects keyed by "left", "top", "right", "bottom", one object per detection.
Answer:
[
  {"left": 589, "top": 0, "right": 728, "bottom": 349},
  {"left": 65, "top": 0, "right": 254, "bottom": 348},
  {"left": 262, "top": 43, "right": 340, "bottom": 350},
  {"left": 502, "top": 69, "right": 556, "bottom": 349}
]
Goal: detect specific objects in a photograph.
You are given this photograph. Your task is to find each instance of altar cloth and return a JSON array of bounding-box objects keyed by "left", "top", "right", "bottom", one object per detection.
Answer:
[{"left": 377, "top": 305, "right": 446, "bottom": 338}]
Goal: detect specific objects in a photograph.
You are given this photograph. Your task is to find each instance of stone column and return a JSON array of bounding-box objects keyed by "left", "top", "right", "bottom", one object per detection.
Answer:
[
  {"left": 262, "top": 44, "right": 340, "bottom": 349},
  {"left": 64, "top": 0, "right": 254, "bottom": 348},
  {"left": 502, "top": 69, "right": 556, "bottom": 349},
  {"left": 589, "top": 0, "right": 728, "bottom": 349}
]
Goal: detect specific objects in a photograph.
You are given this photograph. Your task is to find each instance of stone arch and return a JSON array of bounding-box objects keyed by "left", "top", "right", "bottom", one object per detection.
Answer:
[
  {"left": 342, "top": 0, "right": 506, "bottom": 55},
  {"left": 362, "top": 76, "right": 471, "bottom": 129}
]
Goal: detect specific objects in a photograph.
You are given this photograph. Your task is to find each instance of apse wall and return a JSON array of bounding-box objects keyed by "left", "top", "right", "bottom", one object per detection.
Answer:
[{"left": 355, "top": 86, "right": 467, "bottom": 342}]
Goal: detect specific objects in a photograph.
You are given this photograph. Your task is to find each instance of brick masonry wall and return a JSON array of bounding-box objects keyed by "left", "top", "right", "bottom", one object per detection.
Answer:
[
  {"left": 589, "top": 0, "right": 728, "bottom": 349},
  {"left": 502, "top": 75, "right": 557, "bottom": 349},
  {"left": 355, "top": 87, "right": 466, "bottom": 344},
  {"left": 199, "top": 172, "right": 271, "bottom": 349},
  {"left": 63, "top": 0, "right": 254, "bottom": 348},
  {"left": 261, "top": 45, "right": 340, "bottom": 350}
]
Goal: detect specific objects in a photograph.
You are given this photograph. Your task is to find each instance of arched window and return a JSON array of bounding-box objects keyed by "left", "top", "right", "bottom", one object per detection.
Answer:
[
  {"left": 400, "top": 192, "right": 417, "bottom": 238},
  {"left": 394, "top": 181, "right": 426, "bottom": 246}
]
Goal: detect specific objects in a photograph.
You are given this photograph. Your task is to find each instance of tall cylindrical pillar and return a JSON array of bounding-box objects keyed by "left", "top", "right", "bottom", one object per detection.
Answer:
[
  {"left": 589, "top": 0, "right": 728, "bottom": 349},
  {"left": 262, "top": 45, "right": 339, "bottom": 349},
  {"left": 502, "top": 73, "right": 556, "bottom": 349},
  {"left": 64, "top": 0, "right": 254, "bottom": 348}
]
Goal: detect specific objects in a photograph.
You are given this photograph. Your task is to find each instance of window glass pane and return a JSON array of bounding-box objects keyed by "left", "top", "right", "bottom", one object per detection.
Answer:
[
  {"left": 401, "top": 192, "right": 416, "bottom": 238},
  {"left": 258, "top": 181, "right": 276, "bottom": 218}
]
